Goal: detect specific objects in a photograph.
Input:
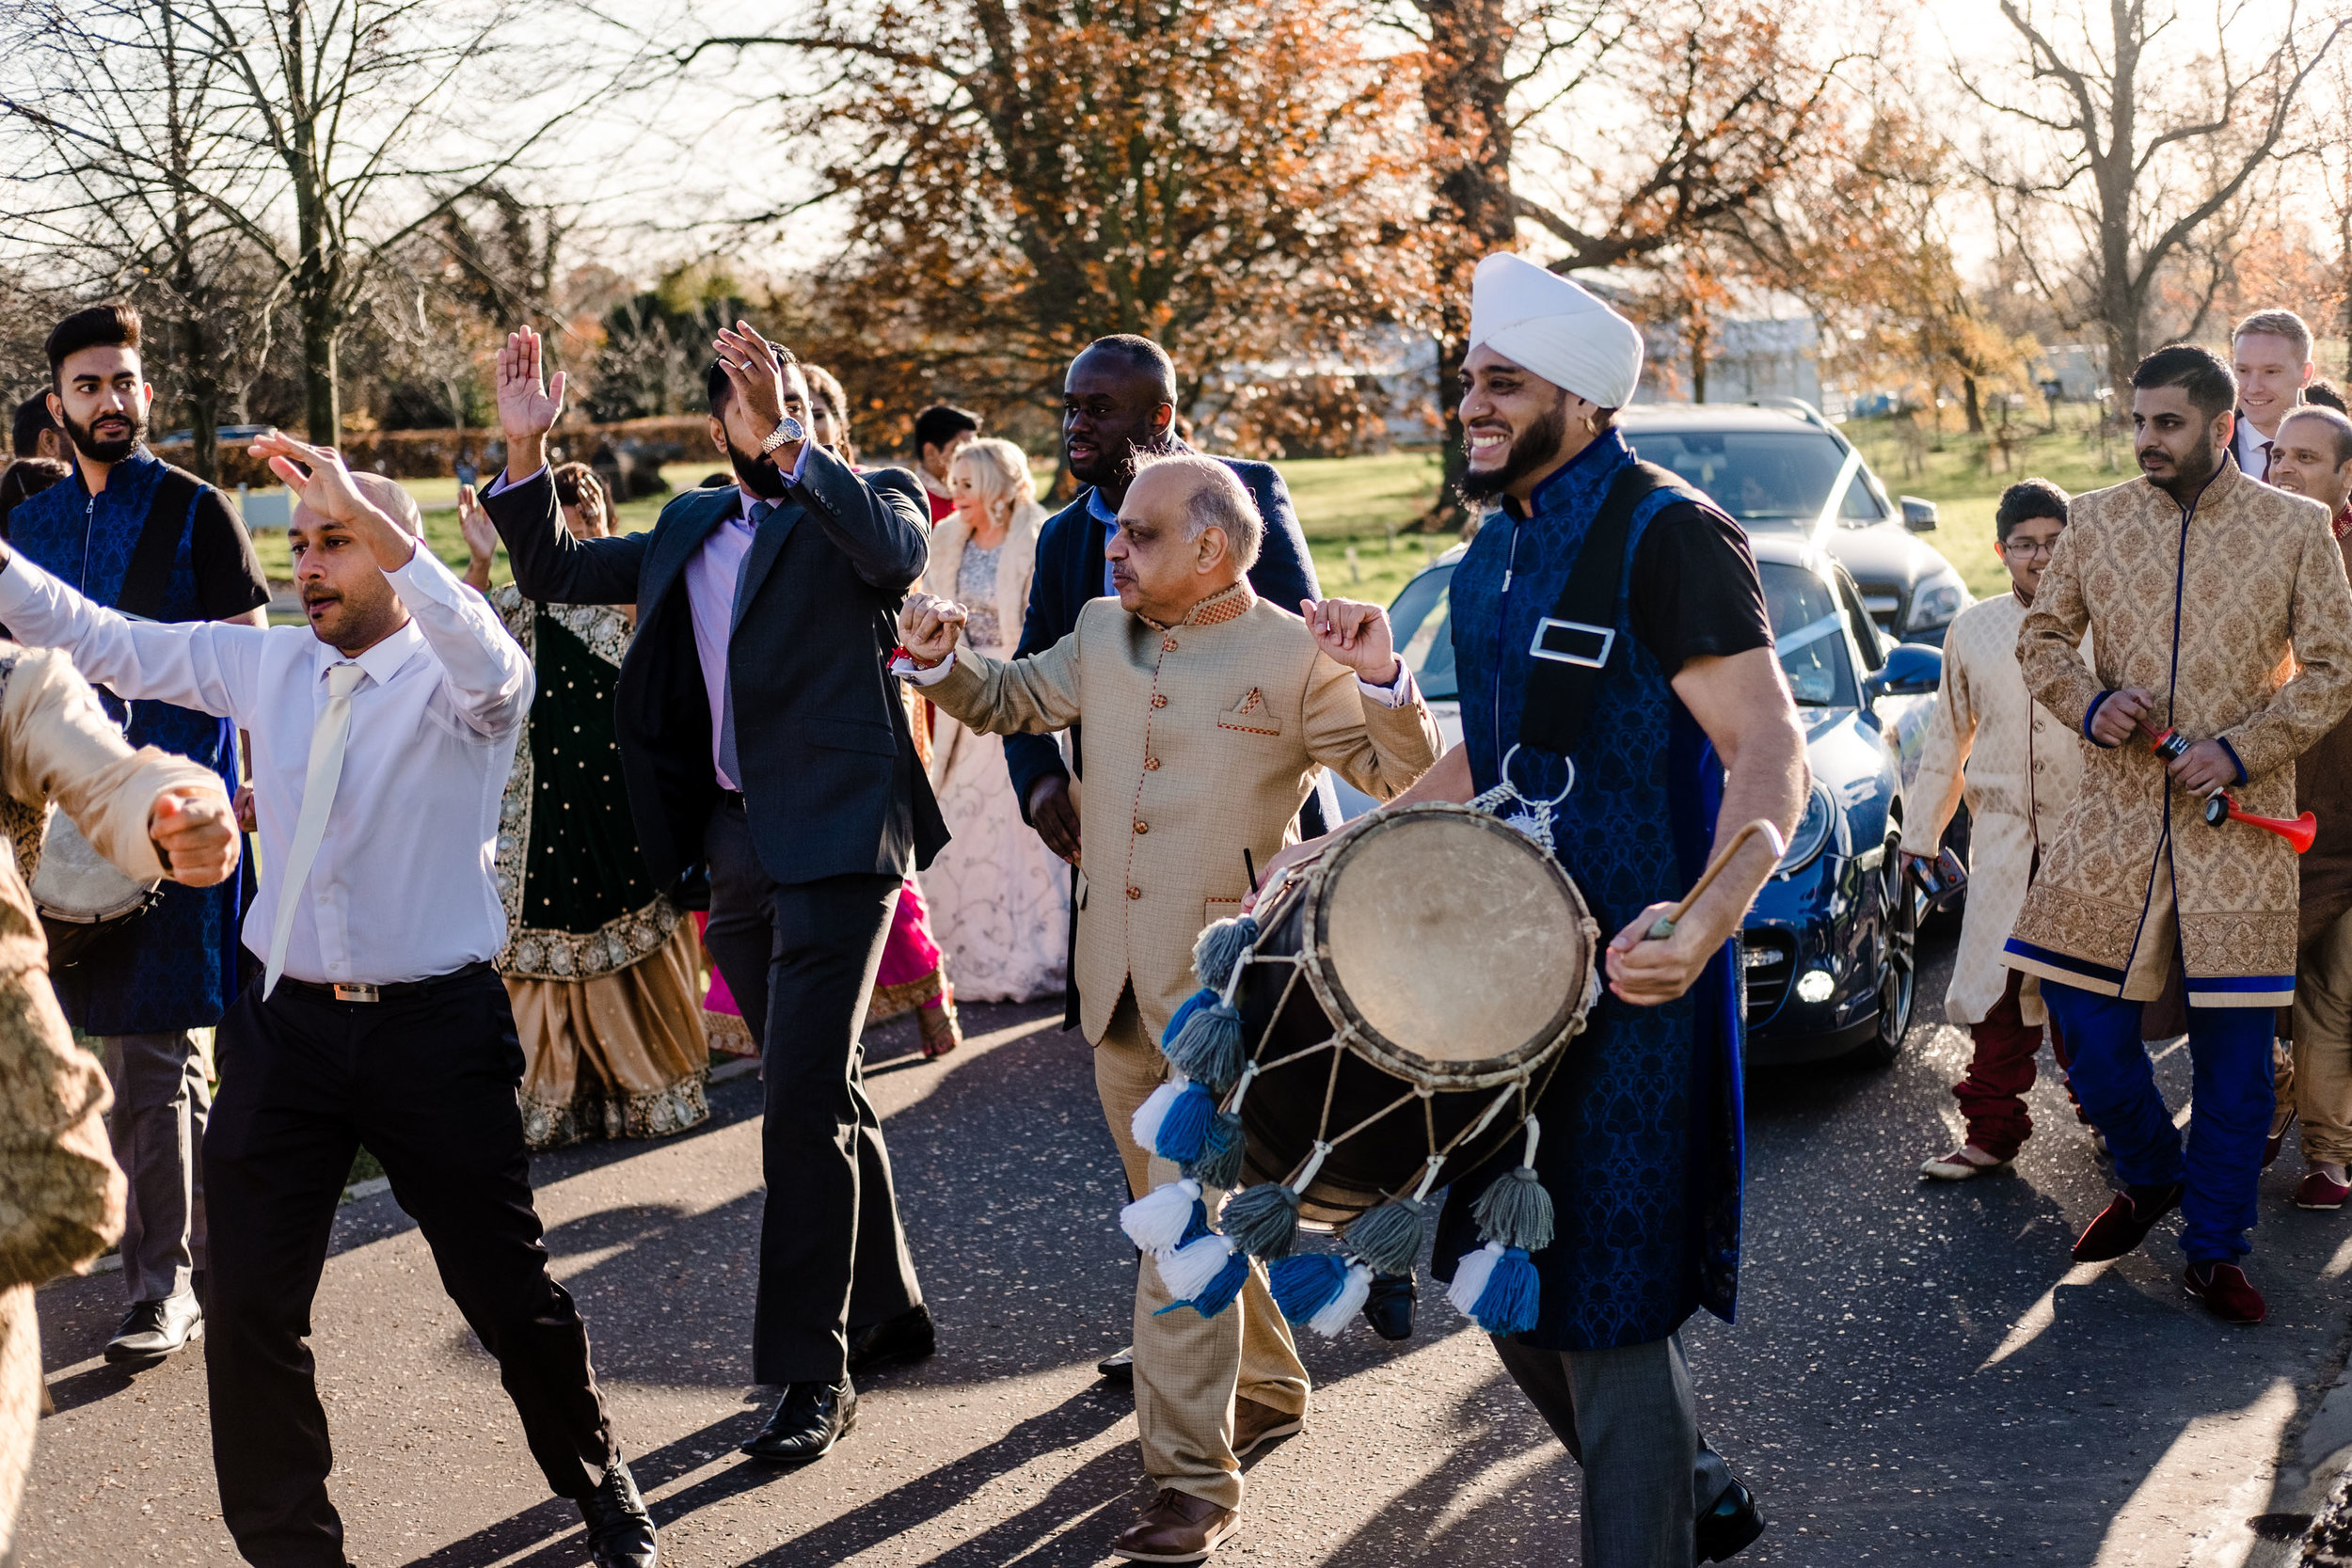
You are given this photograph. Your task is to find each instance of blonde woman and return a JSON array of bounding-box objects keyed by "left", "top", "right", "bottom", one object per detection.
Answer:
[
  {"left": 921, "top": 437, "right": 1070, "bottom": 1002},
  {"left": 459, "top": 462, "right": 712, "bottom": 1148}
]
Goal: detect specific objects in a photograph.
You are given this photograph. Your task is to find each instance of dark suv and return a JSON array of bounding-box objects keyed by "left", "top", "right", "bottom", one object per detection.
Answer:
[{"left": 1618, "top": 404, "right": 1972, "bottom": 645}]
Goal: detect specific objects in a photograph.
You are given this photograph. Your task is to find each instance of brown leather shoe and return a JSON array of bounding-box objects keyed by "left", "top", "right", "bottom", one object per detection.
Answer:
[
  {"left": 1111, "top": 1489, "right": 1238, "bottom": 1563},
  {"left": 1232, "top": 1395, "right": 1304, "bottom": 1459}
]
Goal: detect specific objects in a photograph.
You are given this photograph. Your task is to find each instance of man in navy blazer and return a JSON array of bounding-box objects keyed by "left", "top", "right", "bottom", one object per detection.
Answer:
[
  {"left": 1006, "top": 336, "right": 1321, "bottom": 1001},
  {"left": 482, "top": 323, "right": 944, "bottom": 1466}
]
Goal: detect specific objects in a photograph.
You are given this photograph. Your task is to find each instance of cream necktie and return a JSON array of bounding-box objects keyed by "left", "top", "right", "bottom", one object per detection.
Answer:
[{"left": 264, "top": 660, "right": 366, "bottom": 998}]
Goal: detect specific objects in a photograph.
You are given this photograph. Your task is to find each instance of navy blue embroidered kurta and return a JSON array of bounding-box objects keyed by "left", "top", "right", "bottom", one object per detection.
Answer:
[
  {"left": 7, "top": 450, "right": 267, "bottom": 1034},
  {"left": 1433, "top": 430, "right": 1746, "bottom": 1352}
]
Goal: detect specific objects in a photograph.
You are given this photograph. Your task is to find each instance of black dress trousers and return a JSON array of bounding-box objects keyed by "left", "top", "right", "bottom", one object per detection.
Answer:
[
  {"left": 700, "top": 795, "right": 924, "bottom": 1386},
  {"left": 201, "top": 964, "right": 614, "bottom": 1568}
]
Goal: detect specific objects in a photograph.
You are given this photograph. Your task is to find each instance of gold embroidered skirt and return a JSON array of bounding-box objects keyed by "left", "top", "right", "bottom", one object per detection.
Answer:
[{"left": 511, "top": 918, "right": 712, "bottom": 1152}]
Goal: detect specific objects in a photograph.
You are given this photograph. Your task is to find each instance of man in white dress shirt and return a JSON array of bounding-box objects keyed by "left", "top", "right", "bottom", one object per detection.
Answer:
[
  {"left": 0, "top": 432, "right": 658, "bottom": 1568},
  {"left": 2232, "top": 309, "right": 2317, "bottom": 483}
]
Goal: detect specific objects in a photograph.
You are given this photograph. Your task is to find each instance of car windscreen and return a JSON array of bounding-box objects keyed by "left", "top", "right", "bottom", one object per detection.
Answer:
[
  {"left": 1760, "top": 561, "right": 1857, "bottom": 707},
  {"left": 1390, "top": 562, "right": 1457, "bottom": 701},
  {"left": 1626, "top": 429, "right": 1885, "bottom": 529}
]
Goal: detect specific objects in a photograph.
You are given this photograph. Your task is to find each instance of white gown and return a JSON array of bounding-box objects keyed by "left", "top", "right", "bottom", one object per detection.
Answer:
[{"left": 921, "top": 541, "right": 1073, "bottom": 1003}]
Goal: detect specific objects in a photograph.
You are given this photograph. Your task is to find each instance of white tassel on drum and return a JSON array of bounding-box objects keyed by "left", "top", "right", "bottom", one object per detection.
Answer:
[
  {"left": 1159, "top": 1231, "right": 1241, "bottom": 1303},
  {"left": 1131, "top": 1075, "right": 1189, "bottom": 1151},
  {"left": 1120, "top": 1179, "right": 1203, "bottom": 1258},
  {"left": 1305, "top": 1259, "right": 1374, "bottom": 1338}
]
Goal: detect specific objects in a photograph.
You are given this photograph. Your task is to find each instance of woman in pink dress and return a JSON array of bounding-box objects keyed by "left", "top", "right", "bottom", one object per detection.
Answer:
[{"left": 698, "top": 367, "right": 963, "bottom": 1060}]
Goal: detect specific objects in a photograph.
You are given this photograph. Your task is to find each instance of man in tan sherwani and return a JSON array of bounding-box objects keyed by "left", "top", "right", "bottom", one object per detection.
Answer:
[
  {"left": 895, "top": 451, "right": 1438, "bottom": 1564},
  {"left": 1905, "top": 479, "right": 2089, "bottom": 1180},
  {"left": 0, "top": 643, "right": 239, "bottom": 1552},
  {"left": 2006, "top": 343, "right": 2352, "bottom": 1325}
]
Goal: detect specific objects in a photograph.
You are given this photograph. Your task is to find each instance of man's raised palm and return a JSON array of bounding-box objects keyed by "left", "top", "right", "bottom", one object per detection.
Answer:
[{"left": 496, "top": 327, "right": 566, "bottom": 440}]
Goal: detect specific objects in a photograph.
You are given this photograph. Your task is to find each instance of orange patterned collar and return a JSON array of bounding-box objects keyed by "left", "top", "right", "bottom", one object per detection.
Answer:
[{"left": 1139, "top": 580, "right": 1255, "bottom": 631}]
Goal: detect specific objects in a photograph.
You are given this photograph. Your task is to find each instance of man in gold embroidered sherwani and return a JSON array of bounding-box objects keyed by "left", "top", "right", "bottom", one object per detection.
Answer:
[
  {"left": 894, "top": 452, "right": 1438, "bottom": 1563},
  {"left": 0, "top": 643, "right": 238, "bottom": 1552},
  {"left": 2006, "top": 344, "right": 2352, "bottom": 1325},
  {"left": 1905, "top": 480, "right": 2088, "bottom": 1180}
]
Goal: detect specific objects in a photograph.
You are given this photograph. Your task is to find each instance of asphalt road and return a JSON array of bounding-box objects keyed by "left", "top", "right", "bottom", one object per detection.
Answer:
[{"left": 25, "top": 926, "right": 2352, "bottom": 1567}]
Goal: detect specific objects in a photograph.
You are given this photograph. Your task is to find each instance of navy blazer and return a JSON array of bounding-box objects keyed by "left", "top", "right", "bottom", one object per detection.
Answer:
[
  {"left": 1002, "top": 456, "right": 1322, "bottom": 816},
  {"left": 482, "top": 444, "right": 949, "bottom": 889}
]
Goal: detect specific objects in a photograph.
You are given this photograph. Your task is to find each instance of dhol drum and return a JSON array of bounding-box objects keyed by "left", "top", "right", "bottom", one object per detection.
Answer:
[
  {"left": 32, "top": 808, "right": 162, "bottom": 967},
  {"left": 1123, "top": 801, "right": 1598, "bottom": 1339}
]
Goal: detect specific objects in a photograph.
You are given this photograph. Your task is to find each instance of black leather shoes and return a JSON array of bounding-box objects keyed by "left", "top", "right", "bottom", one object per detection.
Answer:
[
  {"left": 578, "top": 1456, "right": 658, "bottom": 1568},
  {"left": 1362, "top": 1272, "right": 1415, "bottom": 1341},
  {"left": 1097, "top": 1344, "right": 1136, "bottom": 1384},
  {"left": 740, "top": 1379, "right": 858, "bottom": 1464},
  {"left": 847, "top": 1304, "right": 935, "bottom": 1378},
  {"left": 1696, "top": 1476, "right": 1765, "bottom": 1561},
  {"left": 105, "top": 1293, "right": 203, "bottom": 1364}
]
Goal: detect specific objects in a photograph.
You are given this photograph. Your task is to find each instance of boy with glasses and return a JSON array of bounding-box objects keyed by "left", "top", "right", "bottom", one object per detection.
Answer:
[{"left": 1906, "top": 479, "right": 2089, "bottom": 1180}]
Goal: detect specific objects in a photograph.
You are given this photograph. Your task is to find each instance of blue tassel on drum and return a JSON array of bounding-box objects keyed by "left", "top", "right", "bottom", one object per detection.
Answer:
[
  {"left": 1163, "top": 987, "right": 1216, "bottom": 1051},
  {"left": 1446, "top": 1241, "right": 1540, "bottom": 1336},
  {"left": 1267, "top": 1253, "right": 1375, "bottom": 1338},
  {"left": 1152, "top": 1080, "right": 1218, "bottom": 1164},
  {"left": 1155, "top": 1233, "right": 1249, "bottom": 1318}
]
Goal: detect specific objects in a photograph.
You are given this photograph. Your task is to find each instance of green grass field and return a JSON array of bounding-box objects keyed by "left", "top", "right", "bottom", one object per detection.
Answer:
[{"left": 271, "top": 418, "right": 2115, "bottom": 615}]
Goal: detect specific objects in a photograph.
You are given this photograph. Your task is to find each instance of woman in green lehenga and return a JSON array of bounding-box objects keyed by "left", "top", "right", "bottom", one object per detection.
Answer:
[{"left": 459, "top": 463, "right": 710, "bottom": 1150}]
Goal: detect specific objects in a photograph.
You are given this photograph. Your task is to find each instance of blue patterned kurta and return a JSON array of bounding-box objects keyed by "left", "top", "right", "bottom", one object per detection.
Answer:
[
  {"left": 7, "top": 451, "right": 246, "bottom": 1034},
  {"left": 1433, "top": 429, "right": 1746, "bottom": 1352}
]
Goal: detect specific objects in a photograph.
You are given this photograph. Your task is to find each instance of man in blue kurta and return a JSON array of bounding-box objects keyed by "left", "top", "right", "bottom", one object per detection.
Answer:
[
  {"left": 13, "top": 306, "right": 271, "bottom": 1364},
  {"left": 1261, "top": 254, "right": 1807, "bottom": 1566}
]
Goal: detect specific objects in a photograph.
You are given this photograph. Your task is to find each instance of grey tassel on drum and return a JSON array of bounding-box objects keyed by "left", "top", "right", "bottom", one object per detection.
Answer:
[
  {"left": 1343, "top": 1196, "right": 1428, "bottom": 1277},
  {"left": 1470, "top": 1117, "right": 1556, "bottom": 1253},
  {"left": 1192, "top": 914, "right": 1260, "bottom": 993}
]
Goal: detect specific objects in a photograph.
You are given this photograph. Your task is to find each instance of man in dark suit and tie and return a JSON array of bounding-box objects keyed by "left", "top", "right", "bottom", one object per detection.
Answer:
[{"left": 483, "top": 322, "right": 946, "bottom": 1465}]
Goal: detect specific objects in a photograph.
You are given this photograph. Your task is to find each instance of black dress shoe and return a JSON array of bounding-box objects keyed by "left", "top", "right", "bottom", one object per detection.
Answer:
[
  {"left": 1362, "top": 1272, "right": 1415, "bottom": 1341},
  {"left": 104, "top": 1294, "right": 203, "bottom": 1364},
  {"left": 740, "top": 1380, "right": 858, "bottom": 1464},
  {"left": 1696, "top": 1477, "right": 1766, "bottom": 1562},
  {"left": 578, "top": 1456, "right": 658, "bottom": 1568},
  {"left": 847, "top": 1305, "right": 935, "bottom": 1378},
  {"left": 1096, "top": 1344, "right": 1135, "bottom": 1385}
]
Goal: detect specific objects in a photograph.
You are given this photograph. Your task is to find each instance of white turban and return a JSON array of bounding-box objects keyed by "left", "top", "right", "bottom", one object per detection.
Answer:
[{"left": 1466, "top": 251, "right": 1644, "bottom": 409}]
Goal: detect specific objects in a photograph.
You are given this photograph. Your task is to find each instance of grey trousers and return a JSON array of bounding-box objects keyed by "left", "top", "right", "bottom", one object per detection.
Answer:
[
  {"left": 1491, "top": 1332, "right": 1734, "bottom": 1568},
  {"left": 101, "top": 1030, "right": 210, "bottom": 1305}
]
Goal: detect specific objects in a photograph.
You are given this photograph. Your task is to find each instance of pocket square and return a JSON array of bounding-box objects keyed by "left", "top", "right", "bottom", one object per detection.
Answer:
[{"left": 1218, "top": 687, "right": 1282, "bottom": 736}]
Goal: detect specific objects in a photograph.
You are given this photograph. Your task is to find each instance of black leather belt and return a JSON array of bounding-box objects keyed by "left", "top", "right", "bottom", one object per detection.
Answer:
[{"left": 275, "top": 961, "right": 495, "bottom": 1006}]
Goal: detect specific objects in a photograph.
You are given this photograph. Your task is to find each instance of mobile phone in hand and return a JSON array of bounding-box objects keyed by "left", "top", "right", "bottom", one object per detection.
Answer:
[{"left": 1908, "top": 847, "right": 1967, "bottom": 903}]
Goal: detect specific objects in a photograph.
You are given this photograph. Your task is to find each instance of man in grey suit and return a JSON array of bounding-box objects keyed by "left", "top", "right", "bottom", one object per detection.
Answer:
[{"left": 482, "top": 322, "right": 946, "bottom": 1465}]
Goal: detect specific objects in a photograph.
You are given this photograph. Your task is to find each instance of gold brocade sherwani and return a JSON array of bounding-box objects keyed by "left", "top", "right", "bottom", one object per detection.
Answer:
[
  {"left": 2005, "top": 460, "right": 2352, "bottom": 1008},
  {"left": 920, "top": 581, "right": 1442, "bottom": 1045},
  {"left": 0, "top": 642, "right": 218, "bottom": 1552},
  {"left": 1898, "top": 591, "right": 2086, "bottom": 1026}
]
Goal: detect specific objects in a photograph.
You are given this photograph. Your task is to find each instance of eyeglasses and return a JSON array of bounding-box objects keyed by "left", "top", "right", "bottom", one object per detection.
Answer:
[{"left": 2003, "top": 536, "right": 2060, "bottom": 558}]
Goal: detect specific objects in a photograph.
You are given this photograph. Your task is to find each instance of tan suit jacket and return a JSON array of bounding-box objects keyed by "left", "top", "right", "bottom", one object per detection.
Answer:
[
  {"left": 0, "top": 641, "right": 217, "bottom": 1550},
  {"left": 2008, "top": 460, "right": 2352, "bottom": 1006},
  {"left": 919, "top": 582, "right": 1440, "bottom": 1044}
]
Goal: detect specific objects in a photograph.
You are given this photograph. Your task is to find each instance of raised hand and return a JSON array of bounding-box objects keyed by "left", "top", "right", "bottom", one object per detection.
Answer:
[
  {"left": 1301, "top": 596, "right": 1401, "bottom": 685},
  {"left": 250, "top": 430, "right": 412, "bottom": 571},
  {"left": 712, "top": 319, "right": 790, "bottom": 450},
  {"left": 148, "top": 784, "right": 240, "bottom": 887},
  {"left": 496, "top": 326, "right": 566, "bottom": 484},
  {"left": 897, "top": 592, "right": 968, "bottom": 666}
]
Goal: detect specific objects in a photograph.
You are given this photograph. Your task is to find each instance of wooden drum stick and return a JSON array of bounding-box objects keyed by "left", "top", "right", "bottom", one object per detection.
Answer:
[{"left": 1644, "top": 818, "right": 1789, "bottom": 941}]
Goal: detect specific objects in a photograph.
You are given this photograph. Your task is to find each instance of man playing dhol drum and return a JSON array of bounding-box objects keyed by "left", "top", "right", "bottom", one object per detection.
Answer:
[
  {"left": 893, "top": 451, "right": 1439, "bottom": 1563},
  {"left": 1258, "top": 253, "right": 1806, "bottom": 1567}
]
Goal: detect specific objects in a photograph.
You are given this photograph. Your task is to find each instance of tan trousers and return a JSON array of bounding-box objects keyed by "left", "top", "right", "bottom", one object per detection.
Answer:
[
  {"left": 1094, "top": 988, "right": 1310, "bottom": 1513},
  {"left": 2293, "top": 906, "right": 2352, "bottom": 1164}
]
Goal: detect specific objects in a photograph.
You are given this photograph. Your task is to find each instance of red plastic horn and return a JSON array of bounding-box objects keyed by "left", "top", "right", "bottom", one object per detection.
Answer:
[{"left": 2202, "top": 792, "right": 2318, "bottom": 853}]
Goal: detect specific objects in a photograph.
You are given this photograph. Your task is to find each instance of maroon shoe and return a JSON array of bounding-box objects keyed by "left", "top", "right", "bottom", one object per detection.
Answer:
[
  {"left": 2183, "top": 1261, "right": 2267, "bottom": 1324},
  {"left": 2296, "top": 1170, "right": 2352, "bottom": 1211},
  {"left": 2072, "top": 1181, "right": 2184, "bottom": 1262}
]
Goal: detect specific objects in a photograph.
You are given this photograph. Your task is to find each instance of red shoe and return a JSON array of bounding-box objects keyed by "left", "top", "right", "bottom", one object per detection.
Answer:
[
  {"left": 2296, "top": 1170, "right": 2351, "bottom": 1211},
  {"left": 2183, "top": 1261, "right": 2267, "bottom": 1324},
  {"left": 2072, "top": 1181, "right": 2183, "bottom": 1262}
]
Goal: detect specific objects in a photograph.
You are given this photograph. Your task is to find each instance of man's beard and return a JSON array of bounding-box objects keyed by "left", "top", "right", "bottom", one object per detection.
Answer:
[
  {"left": 1458, "top": 393, "right": 1569, "bottom": 503},
  {"left": 62, "top": 404, "right": 144, "bottom": 465},
  {"left": 2144, "top": 436, "right": 2222, "bottom": 499},
  {"left": 727, "top": 439, "right": 791, "bottom": 499}
]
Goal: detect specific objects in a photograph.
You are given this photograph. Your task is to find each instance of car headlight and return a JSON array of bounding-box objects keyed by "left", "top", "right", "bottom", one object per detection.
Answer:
[
  {"left": 1906, "top": 566, "right": 1967, "bottom": 632},
  {"left": 1775, "top": 783, "right": 1839, "bottom": 876}
]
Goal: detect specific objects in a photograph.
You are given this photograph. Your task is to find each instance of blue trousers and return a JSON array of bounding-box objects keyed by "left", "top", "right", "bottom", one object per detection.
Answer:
[{"left": 2042, "top": 980, "right": 2274, "bottom": 1263}]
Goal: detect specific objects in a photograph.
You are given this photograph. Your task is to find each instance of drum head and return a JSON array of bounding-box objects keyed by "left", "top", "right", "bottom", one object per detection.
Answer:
[
  {"left": 1305, "top": 804, "right": 1595, "bottom": 1089},
  {"left": 32, "top": 808, "right": 155, "bottom": 923}
]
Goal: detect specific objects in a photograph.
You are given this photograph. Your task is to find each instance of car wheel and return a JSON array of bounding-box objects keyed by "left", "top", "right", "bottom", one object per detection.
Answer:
[{"left": 1851, "top": 836, "right": 1920, "bottom": 1068}]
